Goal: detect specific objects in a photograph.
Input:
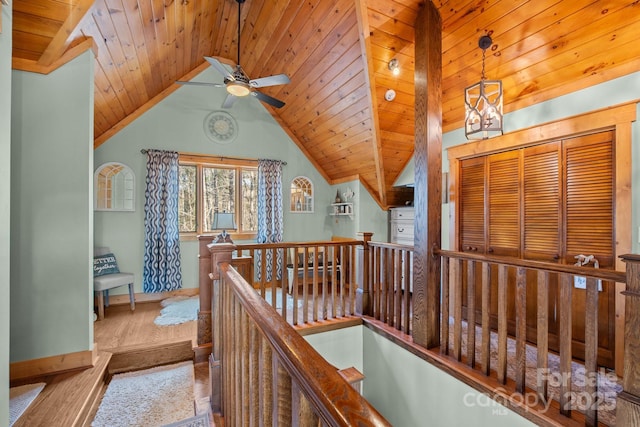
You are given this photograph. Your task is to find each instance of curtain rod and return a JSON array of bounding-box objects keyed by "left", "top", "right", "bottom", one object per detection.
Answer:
[{"left": 140, "top": 149, "right": 286, "bottom": 165}]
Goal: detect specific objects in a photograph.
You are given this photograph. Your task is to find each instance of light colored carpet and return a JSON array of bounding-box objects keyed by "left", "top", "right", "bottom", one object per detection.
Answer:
[
  {"left": 261, "top": 288, "right": 300, "bottom": 311},
  {"left": 92, "top": 361, "right": 195, "bottom": 427},
  {"left": 9, "top": 382, "right": 46, "bottom": 426},
  {"left": 154, "top": 296, "right": 199, "bottom": 326}
]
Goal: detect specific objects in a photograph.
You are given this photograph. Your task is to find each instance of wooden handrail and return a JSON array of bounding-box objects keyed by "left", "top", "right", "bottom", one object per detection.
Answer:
[
  {"left": 435, "top": 248, "right": 626, "bottom": 283},
  {"left": 218, "top": 262, "right": 391, "bottom": 426}
]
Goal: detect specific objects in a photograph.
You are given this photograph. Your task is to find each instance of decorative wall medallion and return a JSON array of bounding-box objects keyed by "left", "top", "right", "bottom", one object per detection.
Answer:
[{"left": 203, "top": 111, "right": 238, "bottom": 144}]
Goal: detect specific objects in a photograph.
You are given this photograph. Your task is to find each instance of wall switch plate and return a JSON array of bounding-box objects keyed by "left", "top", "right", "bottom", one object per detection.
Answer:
[{"left": 574, "top": 275, "right": 603, "bottom": 291}]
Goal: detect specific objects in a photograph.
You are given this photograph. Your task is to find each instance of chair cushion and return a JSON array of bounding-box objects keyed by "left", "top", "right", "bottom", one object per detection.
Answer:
[
  {"left": 93, "top": 253, "right": 120, "bottom": 277},
  {"left": 94, "top": 272, "right": 134, "bottom": 291}
]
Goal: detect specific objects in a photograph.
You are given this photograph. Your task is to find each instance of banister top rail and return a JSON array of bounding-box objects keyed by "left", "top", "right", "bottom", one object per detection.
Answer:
[
  {"left": 220, "top": 263, "right": 390, "bottom": 426},
  {"left": 234, "top": 239, "right": 364, "bottom": 250},
  {"left": 368, "top": 241, "right": 414, "bottom": 250},
  {"left": 434, "top": 248, "right": 626, "bottom": 283}
]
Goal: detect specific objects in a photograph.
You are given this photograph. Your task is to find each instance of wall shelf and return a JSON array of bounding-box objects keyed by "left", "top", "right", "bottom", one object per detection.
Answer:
[{"left": 330, "top": 202, "right": 353, "bottom": 219}]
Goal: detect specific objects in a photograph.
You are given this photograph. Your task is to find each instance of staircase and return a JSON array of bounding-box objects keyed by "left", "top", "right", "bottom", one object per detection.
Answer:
[
  {"left": 11, "top": 351, "right": 112, "bottom": 427},
  {"left": 10, "top": 340, "right": 198, "bottom": 427}
]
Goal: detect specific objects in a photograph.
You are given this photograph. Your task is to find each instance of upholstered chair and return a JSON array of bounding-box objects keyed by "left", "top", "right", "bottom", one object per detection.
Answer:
[{"left": 93, "top": 247, "right": 135, "bottom": 320}]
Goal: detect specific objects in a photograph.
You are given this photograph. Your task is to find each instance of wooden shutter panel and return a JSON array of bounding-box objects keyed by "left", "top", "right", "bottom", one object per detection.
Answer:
[
  {"left": 487, "top": 151, "right": 520, "bottom": 256},
  {"left": 523, "top": 142, "right": 561, "bottom": 261},
  {"left": 564, "top": 132, "right": 614, "bottom": 266},
  {"left": 459, "top": 157, "right": 485, "bottom": 252}
]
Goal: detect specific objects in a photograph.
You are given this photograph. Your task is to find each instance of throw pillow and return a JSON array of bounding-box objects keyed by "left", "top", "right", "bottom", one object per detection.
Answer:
[{"left": 94, "top": 253, "right": 120, "bottom": 277}]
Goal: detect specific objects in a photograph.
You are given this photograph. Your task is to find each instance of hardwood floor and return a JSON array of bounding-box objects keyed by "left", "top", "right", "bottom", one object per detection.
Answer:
[
  {"left": 94, "top": 300, "right": 218, "bottom": 425},
  {"left": 94, "top": 300, "right": 197, "bottom": 350}
]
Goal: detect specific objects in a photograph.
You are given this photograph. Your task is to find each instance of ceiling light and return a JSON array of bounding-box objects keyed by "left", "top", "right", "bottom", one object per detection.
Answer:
[
  {"left": 464, "top": 35, "right": 503, "bottom": 140},
  {"left": 388, "top": 58, "right": 400, "bottom": 76},
  {"left": 226, "top": 81, "right": 251, "bottom": 97}
]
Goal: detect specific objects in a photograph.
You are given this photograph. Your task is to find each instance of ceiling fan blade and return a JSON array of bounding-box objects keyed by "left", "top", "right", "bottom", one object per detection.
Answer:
[
  {"left": 204, "top": 57, "right": 234, "bottom": 81},
  {"left": 252, "top": 90, "right": 286, "bottom": 108},
  {"left": 250, "top": 74, "right": 291, "bottom": 88},
  {"left": 176, "top": 81, "right": 225, "bottom": 88},
  {"left": 222, "top": 93, "right": 237, "bottom": 109}
]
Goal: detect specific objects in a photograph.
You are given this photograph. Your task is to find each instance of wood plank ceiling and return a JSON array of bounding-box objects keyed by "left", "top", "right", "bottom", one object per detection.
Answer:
[{"left": 10, "top": 0, "right": 640, "bottom": 208}]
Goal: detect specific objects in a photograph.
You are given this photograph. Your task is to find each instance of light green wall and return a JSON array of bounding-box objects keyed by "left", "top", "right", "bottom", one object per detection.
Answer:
[
  {"left": 1, "top": 3, "right": 13, "bottom": 422},
  {"left": 304, "top": 326, "right": 363, "bottom": 372},
  {"left": 327, "top": 180, "right": 388, "bottom": 242},
  {"left": 306, "top": 326, "right": 534, "bottom": 426},
  {"left": 10, "top": 52, "right": 95, "bottom": 361},
  {"left": 395, "top": 71, "right": 640, "bottom": 252},
  {"left": 94, "top": 67, "right": 388, "bottom": 292}
]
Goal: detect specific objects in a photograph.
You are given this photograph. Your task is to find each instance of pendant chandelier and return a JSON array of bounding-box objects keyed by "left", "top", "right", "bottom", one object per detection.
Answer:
[{"left": 464, "top": 35, "right": 503, "bottom": 140}]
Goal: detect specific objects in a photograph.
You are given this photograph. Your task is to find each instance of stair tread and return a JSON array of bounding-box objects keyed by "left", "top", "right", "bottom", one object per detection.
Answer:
[{"left": 12, "top": 351, "right": 112, "bottom": 427}]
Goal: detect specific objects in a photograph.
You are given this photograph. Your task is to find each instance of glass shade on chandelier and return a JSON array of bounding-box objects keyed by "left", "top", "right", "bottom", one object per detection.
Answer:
[{"left": 464, "top": 35, "right": 503, "bottom": 140}]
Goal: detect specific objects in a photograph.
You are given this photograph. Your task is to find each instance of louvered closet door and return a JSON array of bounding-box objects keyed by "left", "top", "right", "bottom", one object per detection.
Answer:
[
  {"left": 564, "top": 131, "right": 615, "bottom": 367},
  {"left": 459, "top": 157, "right": 485, "bottom": 254},
  {"left": 523, "top": 142, "right": 561, "bottom": 344},
  {"left": 487, "top": 150, "right": 521, "bottom": 257}
]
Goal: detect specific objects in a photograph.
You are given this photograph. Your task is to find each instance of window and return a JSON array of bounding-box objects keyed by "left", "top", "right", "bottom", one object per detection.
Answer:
[{"left": 178, "top": 154, "right": 258, "bottom": 239}]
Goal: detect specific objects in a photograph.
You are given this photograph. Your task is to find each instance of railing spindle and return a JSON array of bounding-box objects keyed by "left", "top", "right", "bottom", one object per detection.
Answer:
[
  {"left": 536, "top": 270, "right": 549, "bottom": 403},
  {"left": 515, "top": 266, "right": 527, "bottom": 394},
  {"left": 480, "top": 262, "right": 491, "bottom": 375},
  {"left": 441, "top": 256, "right": 450, "bottom": 355},
  {"left": 259, "top": 337, "right": 273, "bottom": 426},
  {"left": 403, "top": 249, "right": 411, "bottom": 334},
  {"left": 584, "top": 277, "right": 599, "bottom": 426},
  {"left": 452, "top": 257, "right": 462, "bottom": 361},
  {"left": 497, "top": 264, "right": 508, "bottom": 384},
  {"left": 466, "top": 260, "right": 476, "bottom": 368},
  {"left": 272, "top": 355, "right": 292, "bottom": 426},
  {"left": 559, "top": 273, "right": 573, "bottom": 417}
]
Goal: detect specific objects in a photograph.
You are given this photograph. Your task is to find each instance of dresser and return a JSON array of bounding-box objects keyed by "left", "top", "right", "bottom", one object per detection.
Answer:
[{"left": 389, "top": 206, "right": 414, "bottom": 245}]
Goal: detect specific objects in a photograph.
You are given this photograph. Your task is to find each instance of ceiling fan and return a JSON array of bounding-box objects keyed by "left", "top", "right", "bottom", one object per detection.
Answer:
[{"left": 177, "top": 0, "right": 290, "bottom": 108}]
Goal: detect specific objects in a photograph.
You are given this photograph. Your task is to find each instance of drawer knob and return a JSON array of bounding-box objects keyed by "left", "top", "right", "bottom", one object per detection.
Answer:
[{"left": 398, "top": 228, "right": 404, "bottom": 232}]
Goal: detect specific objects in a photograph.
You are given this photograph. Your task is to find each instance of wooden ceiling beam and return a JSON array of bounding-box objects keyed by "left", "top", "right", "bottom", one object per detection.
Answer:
[
  {"left": 354, "top": 0, "right": 386, "bottom": 206},
  {"left": 37, "top": 0, "right": 94, "bottom": 67}
]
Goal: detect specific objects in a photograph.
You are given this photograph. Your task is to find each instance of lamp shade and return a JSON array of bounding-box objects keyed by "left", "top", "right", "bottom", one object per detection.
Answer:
[{"left": 212, "top": 212, "right": 237, "bottom": 230}]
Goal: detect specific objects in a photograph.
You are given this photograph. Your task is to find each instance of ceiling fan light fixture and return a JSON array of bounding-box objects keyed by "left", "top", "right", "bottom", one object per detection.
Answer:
[
  {"left": 465, "top": 35, "right": 503, "bottom": 140},
  {"left": 227, "top": 81, "right": 251, "bottom": 97}
]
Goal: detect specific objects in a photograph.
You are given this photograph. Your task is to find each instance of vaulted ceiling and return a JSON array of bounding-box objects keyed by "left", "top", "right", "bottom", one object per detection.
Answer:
[{"left": 10, "top": 0, "right": 640, "bottom": 208}]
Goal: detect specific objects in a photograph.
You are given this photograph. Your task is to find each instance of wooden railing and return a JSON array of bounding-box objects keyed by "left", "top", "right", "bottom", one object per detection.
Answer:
[
  {"left": 201, "top": 236, "right": 640, "bottom": 425},
  {"left": 213, "top": 255, "right": 390, "bottom": 426},
  {"left": 366, "top": 241, "right": 414, "bottom": 335},
  {"left": 434, "top": 249, "right": 627, "bottom": 426},
  {"left": 231, "top": 239, "right": 361, "bottom": 325}
]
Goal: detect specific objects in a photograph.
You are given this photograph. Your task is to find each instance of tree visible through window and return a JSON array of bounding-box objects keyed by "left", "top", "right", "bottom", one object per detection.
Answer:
[{"left": 178, "top": 155, "right": 258, "bottom": 237}]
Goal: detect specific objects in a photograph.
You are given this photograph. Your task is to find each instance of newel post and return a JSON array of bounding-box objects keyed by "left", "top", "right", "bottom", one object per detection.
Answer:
[
  {"left": 356, "top": 232, "right": 373, "bottom": 316},
  {"left": 617, "top": 254, "right": 640, "bottom": 425},
  {"left": 197, "top": 235, "right": 216, "bottom": 348},
  {"left": 208, "top": 242, "right": 236, "bottom": 413}
]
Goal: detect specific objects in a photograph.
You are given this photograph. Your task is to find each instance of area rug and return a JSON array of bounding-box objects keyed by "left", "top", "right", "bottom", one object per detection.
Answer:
[
  {"left": 9, "top": 382, "right": 46, "bottom": 426},
  {"left": 161, "top": 412, "right": 210, "bottom": 427},
  {"left": 154, "top": 296, "right": 199, "bottom": 326},
  {"left": 261, "top": 288, "right": 300, "bottom": 311},
  {"left": 91, "top": 361, "right": 195, "bottom": 427}
]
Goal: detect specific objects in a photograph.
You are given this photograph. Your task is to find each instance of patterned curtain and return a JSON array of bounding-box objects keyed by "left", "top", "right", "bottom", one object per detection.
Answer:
[
  {"left": 256, "top": 159, "right": 284, "bottom": 281},
  {"left": 142, "top": 150, "right": 183, "bottom": 292}
]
